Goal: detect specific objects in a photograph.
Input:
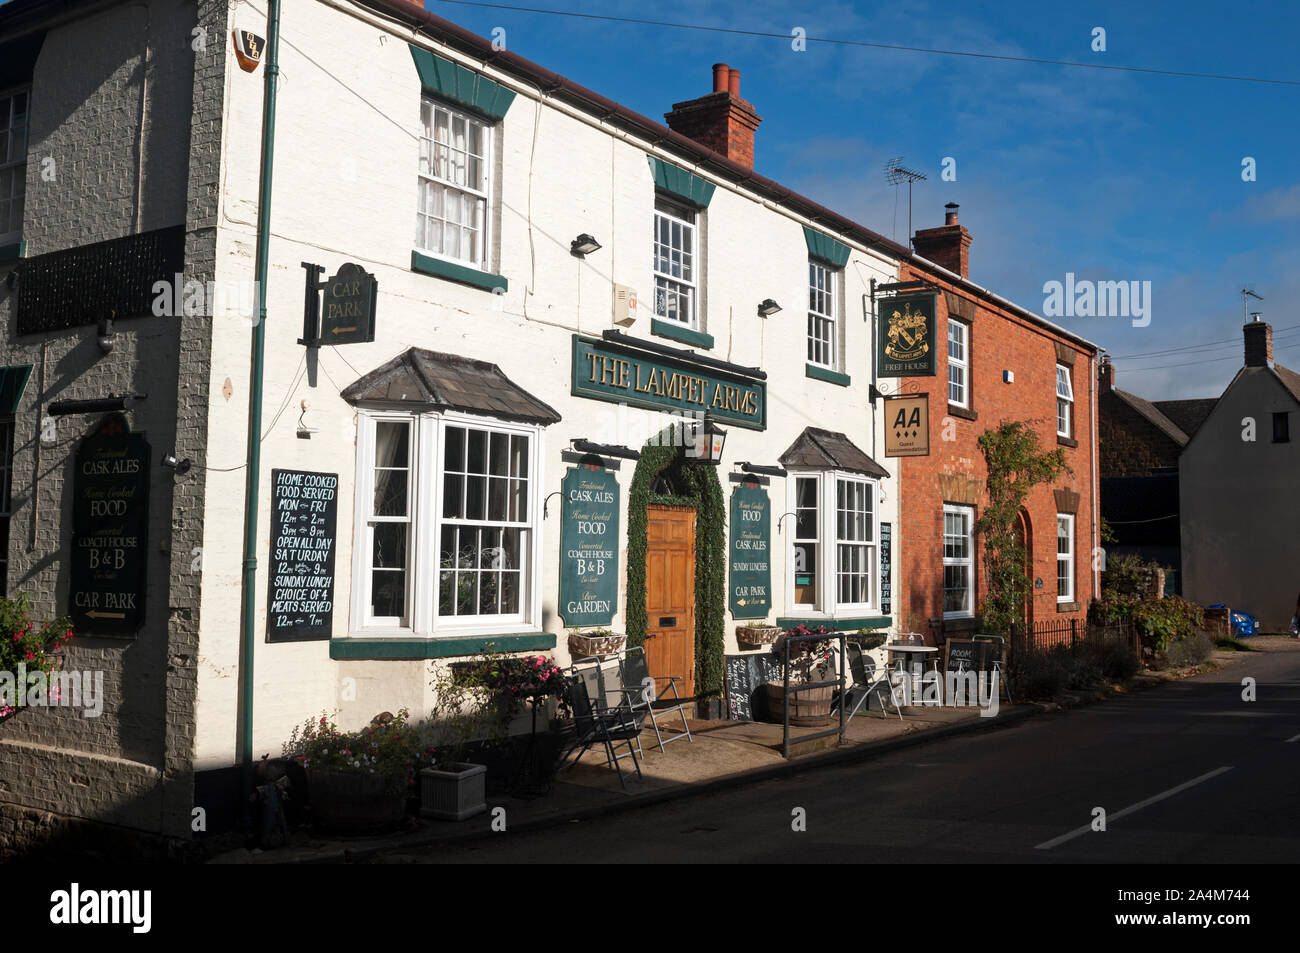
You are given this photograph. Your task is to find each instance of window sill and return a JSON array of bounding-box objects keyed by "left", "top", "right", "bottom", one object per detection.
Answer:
[
  {"left": 411, "top": 250, "right": 508, "bottom": 293},
  {"left": 805, "top": 364, "right": 851, "bottom": 387},
  {"left": 0, "top": 240, "right": 26, "bottom": 263},
  {"left": 1056, "top": 601, "right": 1081, "bottom": 613},
  {"left": 947, "top": 404, "right": 977, "bottom": 421},
  {"left": 330, "top": 632, "right": 555, "bottom": 660},
  {"left": 942, "top": 616, "right": 979, "bottom": 632},
  {"left": 651, "top": 318, "right": 713, "bottom": 350},
  {"left": 774, "top": 616, "right": 891, "bottom": 631},
  {"left": 1056, "top": 434, "right": 1078, "bottom": 448}
]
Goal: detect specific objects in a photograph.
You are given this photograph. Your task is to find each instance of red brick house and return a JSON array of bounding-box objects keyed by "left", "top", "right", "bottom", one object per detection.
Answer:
[{"left": 891, "top": 205, "right": 1102, "bottom": 642}]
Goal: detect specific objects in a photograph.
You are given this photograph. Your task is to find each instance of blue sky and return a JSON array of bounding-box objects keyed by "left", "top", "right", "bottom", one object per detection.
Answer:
[{"left": 424, "top": 0, "right": 1299, "bottom": 400}]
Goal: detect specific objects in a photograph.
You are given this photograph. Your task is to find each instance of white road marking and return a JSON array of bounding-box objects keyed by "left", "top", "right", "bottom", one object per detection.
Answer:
[{"left": 1034, "top": 766, "right": 1234, "bottom": 850}]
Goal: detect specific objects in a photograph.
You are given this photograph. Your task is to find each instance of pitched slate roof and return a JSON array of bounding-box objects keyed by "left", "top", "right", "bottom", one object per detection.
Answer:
[
  {"left": 1151, "top": 398, "right": 1218, "bottom": 438},
  {"left": 1111, "top": 388, "right": 1189, "bottom": 446},
  {"left": 341, "top": 348, "right": 562, "bottom": 425},
  {"left": 779, "top": 427, "right": 890, "bottom": 479},
  {"left": 1273, "top": 363, "right": 1300, "bottom": 403}
]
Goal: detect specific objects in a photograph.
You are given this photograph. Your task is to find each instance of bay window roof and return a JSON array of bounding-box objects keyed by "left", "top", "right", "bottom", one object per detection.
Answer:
[
  {"left": 341, "top": 347, "right": 562, "bottom": 425},
  {"left": 779, "top": 427, "right": 889, "bottom": 479}
]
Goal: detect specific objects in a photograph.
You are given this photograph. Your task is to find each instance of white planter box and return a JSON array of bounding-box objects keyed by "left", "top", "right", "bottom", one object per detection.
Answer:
[{"left": 419, "top": 763, "right": 488, "bottom": 821}]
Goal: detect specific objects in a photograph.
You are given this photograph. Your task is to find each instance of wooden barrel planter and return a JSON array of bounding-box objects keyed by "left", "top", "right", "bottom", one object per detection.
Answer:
[
  {"left": 762, "top": 682, "right": 834, "bottom": 727},
  {"left": 306, "top": 767, "right": 407, "bottom": 833}
]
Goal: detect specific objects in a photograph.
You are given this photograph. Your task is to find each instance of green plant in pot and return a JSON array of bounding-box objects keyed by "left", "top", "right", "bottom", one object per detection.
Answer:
[
  {"left": 763, "top": 624, "right": 836, "bottom": 727},
  {"left": 421, "top": 651, "right": 570, "bottom": 818},
  {"left": 283, "top": 708, "right": 422, "bottom": 834},
  {"left": 0, "top": 595, "right": 74, "bottom": 724}
]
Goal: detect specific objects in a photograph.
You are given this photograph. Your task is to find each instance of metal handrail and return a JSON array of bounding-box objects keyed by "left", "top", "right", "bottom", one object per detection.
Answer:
[{"left": 781, "top": 631, "right": 847, "bottom": 759}]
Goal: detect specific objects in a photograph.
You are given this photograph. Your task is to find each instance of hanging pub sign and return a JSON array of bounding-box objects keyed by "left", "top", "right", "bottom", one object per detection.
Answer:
[
  {"left": 300, "top": 262, "right": 377, "bottom": 346},
  {"left": 884, "top": 393, "right": 930, "bottom": 457},
  {"left": 69, "top": 414, "right": 150, "bottom": 636},
  {"left": 571, "top": 334, "right": 766, "bottom": 430},
  {"left": 877, "top": 292, "right": 938, "bottom": 377},
  {"left": 558, "top": 463, "right": 620, "bottom": 627},
  {"left": 729, "top": 481, "right": 771, "bottom": 619},
  {"left": 267, "top": 469, "right": 338, "bottom": 642}
]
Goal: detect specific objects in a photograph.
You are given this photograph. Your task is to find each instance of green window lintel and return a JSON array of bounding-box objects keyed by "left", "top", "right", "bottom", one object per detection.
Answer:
[
  {"left": 803, "top": 227, "right": 850, "bottom": 268},
  {"left": 651, "top": 318, "right": 714, "bottom": 350},
  {"left": 408, "top": 44, "right": 516, "bottom": 120},
  {"left": 411, "top": 250, "right": 508, "bottom": 293},
  {"left": 648, "top": 156, "right": 716, "bottom": 209},
  {"left": 331, "top": 632, "right": 556, "bottom": 660},
  {"left": 805, "top": 364, "right": 851, "bottom": 387}
]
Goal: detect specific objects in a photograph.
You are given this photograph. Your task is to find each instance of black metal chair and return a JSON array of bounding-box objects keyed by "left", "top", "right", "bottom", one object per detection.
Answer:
[
  {"left": 972, "top": 635, "right": 1011, "bottom": 703},
  {"left": 556, "top": 674, "right": 643, "bottom": 791},
  {"left": 833, "top": 642, "right": 903, "bottom": 722},
  {"left": 611, "top": 646, "right": 693, "bottom": 752}
]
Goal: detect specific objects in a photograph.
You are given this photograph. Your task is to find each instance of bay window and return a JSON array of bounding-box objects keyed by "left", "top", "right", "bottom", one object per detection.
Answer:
[
  {"left": 353, "top": 412, "right": 541, "bottom": 635},
  {"left": 943, "top": 504, "right": 975, "bottom": 619},
  {"left": 787, "top": 471, "right": 877, "bottom": 614}
]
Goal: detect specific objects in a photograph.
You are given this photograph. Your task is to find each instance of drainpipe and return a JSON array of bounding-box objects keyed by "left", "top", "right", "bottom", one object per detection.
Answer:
[{"left": 239, "top": 0, "right": 282, "bottom": 819}]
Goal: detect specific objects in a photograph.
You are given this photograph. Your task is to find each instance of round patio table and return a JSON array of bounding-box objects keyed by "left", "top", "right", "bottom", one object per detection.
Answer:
[{"left": 885, "top": 644, "right": 939, "bottom": 702}]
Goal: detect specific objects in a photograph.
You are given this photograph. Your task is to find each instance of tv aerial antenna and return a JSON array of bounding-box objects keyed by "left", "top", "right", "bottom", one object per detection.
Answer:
[
  {"left": 885, "top": 157, "right": 927, "bottom": 248},
  {"left": 1241, "top": 287, "right": 1263, "bottom": 322}
]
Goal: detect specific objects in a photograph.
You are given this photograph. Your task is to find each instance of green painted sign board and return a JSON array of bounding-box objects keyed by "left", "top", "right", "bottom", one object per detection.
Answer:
[
  {"left": 729, "top": 482, "right": 771, "bottom": 619},
  {"left": 68, "top": 413, "right": 150, "bottom": 636},
  {"left": 571, "top": 334, "right": 766, "bottom": 430},
  {"left": 877, "top": 292, "right": 938, "bottom": 377},
  {"left": 319, "top": 262, "right": 377, "bottom": 344},
  {"left": 558, "top": 464, "right": 619, "bottom": 627}
]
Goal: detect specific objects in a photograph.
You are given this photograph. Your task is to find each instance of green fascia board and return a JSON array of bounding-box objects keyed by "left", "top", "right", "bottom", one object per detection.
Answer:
[
  {"left": 0, "top": 364, "right": 33, "bottom": 414},
  {"left": 411, "top": 250, "right": 508, "bottom": 293},
  {"left": 648, "top": 156, "right": 716, "bottom": 208},
  {"left": 651, "top": 318, "right": 714, "bottom": 350},
  {"left": 775, "top": 616, "right": 892, "bottom": 631},
  {"left": 0, "top": 240, "right": 26, "bottom": 262},
  {"left": 805, "top": 364, "right": 851, "bottom": 387},
  {"left": 803, "top": 227, "right": 851, "bottom": 268},
  {"left": 331, "top": 632, "right": 556, "bottom": 660},
  {"left": 408, "top": 44, "right": 516, "bottom": 120}
]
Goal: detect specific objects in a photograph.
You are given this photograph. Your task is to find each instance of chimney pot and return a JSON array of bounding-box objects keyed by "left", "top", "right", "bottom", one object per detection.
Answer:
[
  {"left": 712, "top": 63, "right": 730, "bottom": 93},
  {"left": 944, "top": 202, "right": 960, "bottom": 226},
  {"left": 666, "top": 62, "right": 763, "bottom": 170}
]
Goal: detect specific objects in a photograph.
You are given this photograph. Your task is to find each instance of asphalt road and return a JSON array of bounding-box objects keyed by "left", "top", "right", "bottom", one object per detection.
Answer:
[{"left": 375, "top": 644, "right": 1300, "bottom": 864}]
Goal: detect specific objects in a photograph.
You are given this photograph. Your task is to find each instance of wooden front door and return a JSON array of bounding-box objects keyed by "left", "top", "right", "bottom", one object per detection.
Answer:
[{"left": 645, "top": 505, "right": 696, "bottom": 698}]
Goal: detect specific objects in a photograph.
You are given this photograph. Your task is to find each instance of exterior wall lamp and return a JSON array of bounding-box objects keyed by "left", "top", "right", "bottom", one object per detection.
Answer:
[
  {"left": 686, "top": 413, "right": 727, "bottom": 465},
  {"left": 758, "top": 298, "right": 782, "bottom": 317},
  {"left": 570, "top": 234, "right": 602, "bottom": 257}
]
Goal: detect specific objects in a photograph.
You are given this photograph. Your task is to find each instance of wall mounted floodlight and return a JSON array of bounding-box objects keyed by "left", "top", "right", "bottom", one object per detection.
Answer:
[
  {"left": 570, "top": 234, "right": 602, "bottom": 258},
  {"left": 758, "top": 298, "right": 782, "bottom": 317}
]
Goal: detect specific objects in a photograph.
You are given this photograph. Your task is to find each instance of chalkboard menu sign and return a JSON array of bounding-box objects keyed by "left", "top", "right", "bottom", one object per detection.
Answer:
[
  {"left": 729, "top": 482, "right": 771, "bottom": 619},
  {"left": 267, "top": 469, "right": 338, "bottom": 642},
  {"left": 945, "top": 639, "right": 981, "bottom": 674},
  {"left": 69, "top": 414, "right": 150, "bottom": 636},
  {"left": 558, "top": 464, "right": 619, "bottom": 627},
  {"left": 880, "top": 521, "right": 893, "bottom": 615},
  {"left": 725, "top": 651, "right": 785, "bottom": 721}
]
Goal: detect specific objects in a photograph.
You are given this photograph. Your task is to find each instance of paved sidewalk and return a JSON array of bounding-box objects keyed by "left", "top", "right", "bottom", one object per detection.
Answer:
[
  {"left": 208, "top": 700, "right": 1033, "bottom": 864},
  {"left": 208, "top": 641, "right": 1274, "bottom": 864}
]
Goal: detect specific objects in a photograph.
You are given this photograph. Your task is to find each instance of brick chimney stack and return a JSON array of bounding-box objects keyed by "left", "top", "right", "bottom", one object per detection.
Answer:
[
  {"left": 912, "top": 203, "right": 974, "bottom": 280},
  {"left": 665, "top": 64, "right": 762, "bottom": 169},
  {"left": 1243, "top": 315, "right": 1273, "bottom": 367},
  {"left": 1099, "top": 357, "right": 1115, "bottom": 393}
]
